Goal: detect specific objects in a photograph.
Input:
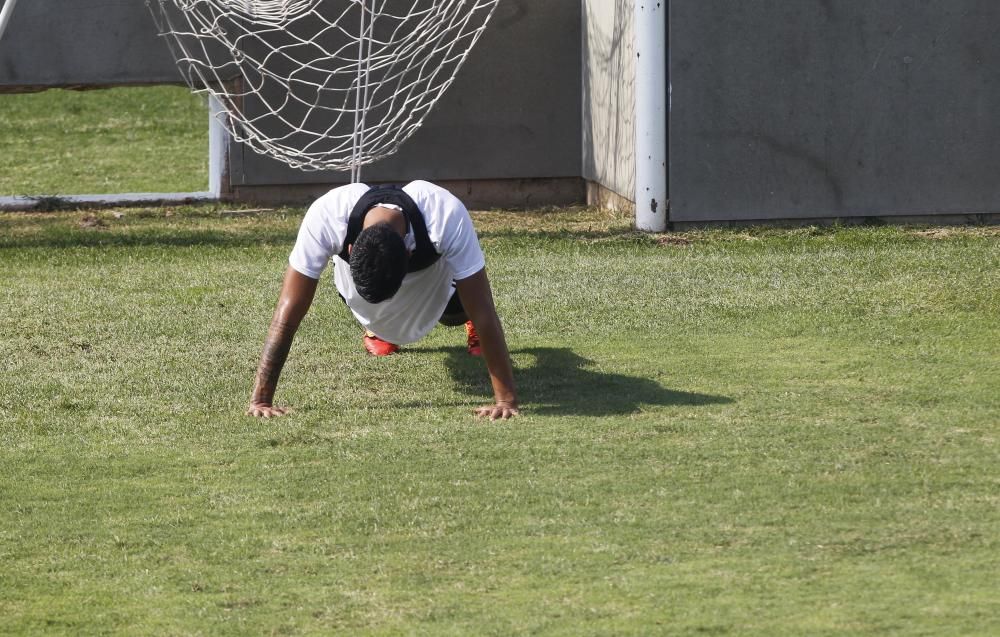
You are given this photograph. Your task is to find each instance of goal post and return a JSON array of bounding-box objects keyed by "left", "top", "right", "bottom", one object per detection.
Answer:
[
  {"left": 634, "top": 0, "right": 668, "bottom": 232},
  {"left": 0, "top": 0, "right": 20, "bottom": 43}
]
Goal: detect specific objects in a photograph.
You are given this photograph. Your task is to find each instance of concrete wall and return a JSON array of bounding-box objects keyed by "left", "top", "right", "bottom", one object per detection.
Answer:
[
  {"left": 581, "top": 0, "right": 635, "bottom": 208},
  {"left": 0, "top": 0, "right": 178, "bottom": 89},
  {"left": 669, "top": 0, "right": 1000, "bottom": 223}
]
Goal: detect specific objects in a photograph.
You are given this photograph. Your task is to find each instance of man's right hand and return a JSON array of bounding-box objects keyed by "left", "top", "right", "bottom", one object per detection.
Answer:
[{"left": 246, "top": 403, "right": 293, "bottom": 418}]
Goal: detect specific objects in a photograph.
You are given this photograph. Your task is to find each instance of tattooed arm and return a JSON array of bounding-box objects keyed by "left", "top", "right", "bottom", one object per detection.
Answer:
[{"left": 247, "top": 267, "right": 319, "bottom": 418}]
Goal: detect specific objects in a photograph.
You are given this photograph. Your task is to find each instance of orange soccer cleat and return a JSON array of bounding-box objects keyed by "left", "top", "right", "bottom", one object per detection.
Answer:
[
  {"left": 465, "top": 321, "right": 482, "bottom": 356},
  {"left": 363, "top": 330, "right": 400, "bottom": 356}
]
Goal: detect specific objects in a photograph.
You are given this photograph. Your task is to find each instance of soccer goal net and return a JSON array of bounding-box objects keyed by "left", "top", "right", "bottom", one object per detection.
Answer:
[{"left": 147, "top": 0, "right": 500, "bottom": 180}]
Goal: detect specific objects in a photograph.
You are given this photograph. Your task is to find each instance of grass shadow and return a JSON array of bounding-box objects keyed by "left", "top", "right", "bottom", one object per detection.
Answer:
[
  {"left": 432, "top": 346, "right": 733, "bottom": 417},
  {"left": 0, "top": 231, "right": 298, "bottom": 250},
  {"left": 0, "top": 206, "right": 301, "bottom": 250}
]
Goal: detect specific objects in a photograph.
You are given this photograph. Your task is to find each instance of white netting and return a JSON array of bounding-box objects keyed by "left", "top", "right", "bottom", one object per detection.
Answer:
[{"left": 147, "top": 0, "right": 500, "bottom": 177}]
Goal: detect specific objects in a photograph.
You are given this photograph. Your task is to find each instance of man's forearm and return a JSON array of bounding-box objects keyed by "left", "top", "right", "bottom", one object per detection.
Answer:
[
  {"left": 250, "top": 318, "right": 298, "bottom": 406},
  {"left": 454, "top": 268, "right": 518, "bottom": 414},
  {"left": 248, "top": 267, "right": 319, "bottom": 412},
  {"left": 479, "top": 318, "right": 518, "bottom": 406}
]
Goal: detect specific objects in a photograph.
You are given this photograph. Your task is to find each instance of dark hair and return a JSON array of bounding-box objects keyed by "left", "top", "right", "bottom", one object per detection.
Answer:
[{"left": 350, "top": 222, "right": 409, "bottom": 303}]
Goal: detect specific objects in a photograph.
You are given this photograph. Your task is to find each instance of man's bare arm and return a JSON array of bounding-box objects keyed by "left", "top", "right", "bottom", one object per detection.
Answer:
[
  {"left": 455, "top": 268, "right": 519, "bottom": 420},
  {"left": 247, "top": 267, "right": 319, "bottom": 418}
]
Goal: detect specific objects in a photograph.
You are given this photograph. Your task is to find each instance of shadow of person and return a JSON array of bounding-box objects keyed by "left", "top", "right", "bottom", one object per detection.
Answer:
[{"left": 441, "top": 346, "right": 733, "bottom": 417}]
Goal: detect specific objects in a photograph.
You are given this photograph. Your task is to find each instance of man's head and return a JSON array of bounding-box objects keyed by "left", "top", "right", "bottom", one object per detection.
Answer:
[{"left": 350, "top": 221, "right": 409, "bottom": 304}]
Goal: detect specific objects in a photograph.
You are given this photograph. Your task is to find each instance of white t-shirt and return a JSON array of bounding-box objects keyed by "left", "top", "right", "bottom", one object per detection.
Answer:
[{"left": 288, "top": 180, "right": 486, "bottom": 344}]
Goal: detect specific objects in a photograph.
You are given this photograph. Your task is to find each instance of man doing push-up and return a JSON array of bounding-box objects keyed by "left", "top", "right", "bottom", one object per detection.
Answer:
[{"left": 247, "top": 180, "right": 519, "bottom": 421}]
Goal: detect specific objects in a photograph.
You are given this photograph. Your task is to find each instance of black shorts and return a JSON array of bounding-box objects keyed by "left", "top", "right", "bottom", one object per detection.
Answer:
[
  {"left": 442, "top": 288, "right": 464, "bottom": 316},
  {"left": 439, "top": 288, "right": 467, "bottom": 326}
]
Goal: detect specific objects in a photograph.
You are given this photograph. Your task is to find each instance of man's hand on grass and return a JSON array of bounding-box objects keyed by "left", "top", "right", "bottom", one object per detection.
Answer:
[
  {"left": 246, "top": 403, "right": 293, "bottom": 418},
  {"left": 474, "top": 401, "right": 520, "bottom": 421}
]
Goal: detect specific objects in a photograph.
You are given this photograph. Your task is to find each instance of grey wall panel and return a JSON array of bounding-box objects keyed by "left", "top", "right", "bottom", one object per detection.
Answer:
[
  {"left": 670, "top": 0, "right": 1000, "bottom": 222},
  {"left": 230, "top": 0, "right": 582, "bottom": 186},
  {"left": 0, "top": 0, "right": 179, "bottom": 88},
  {"left": 582, "top": 0, "right": 634, "bottom": 201}
]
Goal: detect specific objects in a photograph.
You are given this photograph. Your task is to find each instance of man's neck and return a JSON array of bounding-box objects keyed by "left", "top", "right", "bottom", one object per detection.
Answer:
[{"left": 362, "top": 206, "right": 407, "bottom": 237}]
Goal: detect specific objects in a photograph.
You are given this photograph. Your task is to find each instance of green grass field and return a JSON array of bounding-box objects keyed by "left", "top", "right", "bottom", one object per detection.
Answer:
[
  {"left": 1, "top": 206, "right": 998, "bottom": 635},
  {"left": 2, "top": 86, "right": 999, "bottom": 635},
  {"left": 0, "top": 87, "right": 208, "bottom": 196}
]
